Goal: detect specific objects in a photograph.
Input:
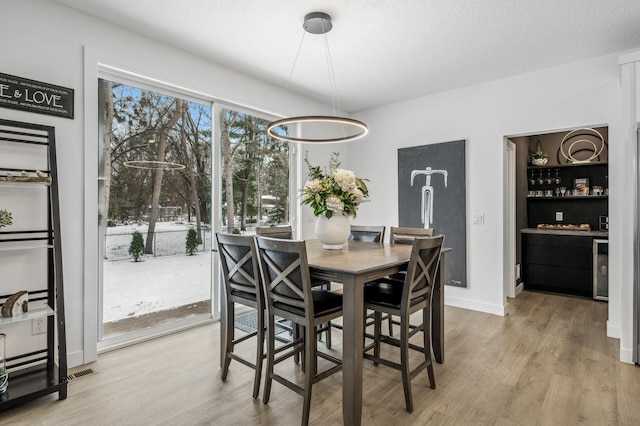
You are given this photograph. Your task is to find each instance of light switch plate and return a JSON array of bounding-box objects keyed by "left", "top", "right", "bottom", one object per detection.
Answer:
[
  {"left": 555, "top": 211, "right": 563, "bottom": 221},
  {"left": 473, "top": 214, "right": 485, "bottom": 225}
]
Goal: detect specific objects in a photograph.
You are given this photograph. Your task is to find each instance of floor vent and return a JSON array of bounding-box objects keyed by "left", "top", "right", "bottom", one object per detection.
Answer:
[{"left": 66, "top": 368, "right": 97, "bottom": 383}]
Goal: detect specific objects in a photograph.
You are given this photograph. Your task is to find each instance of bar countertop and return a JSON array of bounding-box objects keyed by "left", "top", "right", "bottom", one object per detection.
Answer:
[{"left": 521, "top": 228, "right": 608, "bottom": 238}]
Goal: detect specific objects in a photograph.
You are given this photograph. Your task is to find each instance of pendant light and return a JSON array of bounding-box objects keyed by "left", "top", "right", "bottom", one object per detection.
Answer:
[{"left": 267, "top": 12, "right": 368, "bottom": 144}]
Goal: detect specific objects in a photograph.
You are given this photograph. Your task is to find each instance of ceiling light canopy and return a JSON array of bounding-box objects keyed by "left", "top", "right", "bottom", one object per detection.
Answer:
[{"left": 267, "top": 12, "right": 368, "bottom": 144}]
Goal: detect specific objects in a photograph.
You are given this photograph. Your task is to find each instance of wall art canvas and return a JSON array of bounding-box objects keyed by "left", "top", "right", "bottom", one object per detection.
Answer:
[{"left": 398, "top": 140, "right": 467, "bottom": 287}]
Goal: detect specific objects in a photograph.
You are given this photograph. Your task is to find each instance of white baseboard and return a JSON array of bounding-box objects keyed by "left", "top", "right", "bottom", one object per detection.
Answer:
[
  {"left": 445, "top": 295, "right": 507, "bottom": 316},
  {"left": 620, "top": 347, "right": 634, "bottom": 364},
  {"left": 607, "top": 320, "right": 621, "bottom": 339},
  {"left": 67, "top": 350, "right": 86, "bottom": 369},
  {"left": 514, "top": 282, "right": 524, "bottom": 296}
]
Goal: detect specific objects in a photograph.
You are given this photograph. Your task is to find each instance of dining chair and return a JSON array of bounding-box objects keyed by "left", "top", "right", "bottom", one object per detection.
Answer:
[
  {"left": 373, "top": 226, "right": 435, "bottom": 335},
  {"left": 255, "top": 236, "right": 343, "bottom": 426},
  {"left": 345, "top": 225, "right": 390, "bottom": 334},
  {"left": 255, "top": 225, "right": 294, "bottom": 239},
  {"left": 257, "top": 224, "right": 334, "bottom": 348},
  {"left": 349, "top": 224, "right": 386, "bottom": 243},
  {"left": 363, "top": 235, "right": 444, "bottom": 413},
  {"left": 390, "top": 226, "right": 434, "bottom": 244},
  {"left": 216, "top": 232, "right": 265, "bottom": 399}
]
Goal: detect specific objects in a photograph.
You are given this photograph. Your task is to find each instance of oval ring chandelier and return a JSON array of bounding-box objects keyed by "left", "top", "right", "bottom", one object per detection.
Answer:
[
  {"left": 123, "top": 160, "right": 186, "bottom": 171},
  {"left": 267, "top": 12, "right": 368, "bottom": 144}
]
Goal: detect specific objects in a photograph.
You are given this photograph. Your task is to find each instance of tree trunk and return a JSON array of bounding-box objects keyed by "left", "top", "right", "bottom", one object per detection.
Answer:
[
  {"left": 145, "top": 99, "right": 182, "bottom": 254},
  {"left": 179, "top": 108, "right": 202, "bottom": 243}
]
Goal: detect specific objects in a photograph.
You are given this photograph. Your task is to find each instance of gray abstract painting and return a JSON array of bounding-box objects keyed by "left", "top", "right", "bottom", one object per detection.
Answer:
[{"left": 398, "top": 140, "right": 467, "bottom": 287}]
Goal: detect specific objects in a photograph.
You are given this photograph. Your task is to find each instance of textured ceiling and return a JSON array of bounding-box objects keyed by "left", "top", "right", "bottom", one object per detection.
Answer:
[{"left": 53, "top": 0, "right": 640, "bottom": 112}]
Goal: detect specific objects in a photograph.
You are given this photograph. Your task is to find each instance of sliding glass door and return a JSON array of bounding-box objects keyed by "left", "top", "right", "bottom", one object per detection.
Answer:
[{"left": 98, "top": 78, "right": 213, "bottom": 345}]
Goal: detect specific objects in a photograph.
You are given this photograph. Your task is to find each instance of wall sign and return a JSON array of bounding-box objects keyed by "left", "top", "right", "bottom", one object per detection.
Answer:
[{"left": 0, "top": 73, "right": 74, "bottom": 119}]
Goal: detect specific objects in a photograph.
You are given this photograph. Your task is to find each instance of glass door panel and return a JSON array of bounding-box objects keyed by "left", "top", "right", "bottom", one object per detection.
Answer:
[{"left": 98, "top": 79, "right": 212, "bottom": 343}]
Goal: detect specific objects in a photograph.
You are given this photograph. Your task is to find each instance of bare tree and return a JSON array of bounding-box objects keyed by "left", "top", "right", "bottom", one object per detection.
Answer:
[{"left": 145, "top": 99, "right": 182, "bottom": 254}]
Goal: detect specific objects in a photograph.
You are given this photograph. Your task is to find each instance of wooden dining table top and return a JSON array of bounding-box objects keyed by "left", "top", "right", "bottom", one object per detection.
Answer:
[{"left": 305, "top": 238, "right": 413, "bottom": 274}]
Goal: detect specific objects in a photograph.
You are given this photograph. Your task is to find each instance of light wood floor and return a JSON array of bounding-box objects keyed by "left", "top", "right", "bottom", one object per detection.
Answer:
[{"left": 1, "top": 290, "right": 639, "bottom": 425}]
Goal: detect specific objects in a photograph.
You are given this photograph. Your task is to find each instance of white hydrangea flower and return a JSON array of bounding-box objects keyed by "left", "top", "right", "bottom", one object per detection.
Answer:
[
  {"left": 349, "top": 187, "right": 364, "bottom": 203},
  {"left": 325, "top": 195, "right": 344, "bottom": 213},
  {"left": 304, "top": 179, "right": 323, "bottom": 192},
  {"left": 333, "top": 169, "right": 356, "bottom": 192}
]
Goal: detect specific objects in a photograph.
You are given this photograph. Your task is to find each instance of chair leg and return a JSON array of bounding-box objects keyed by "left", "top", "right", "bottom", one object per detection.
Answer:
[
  {"left": 302, "top": 324, "right": 317, "bottom": 426},
  {"left": 423, "top": 306, "right": 436, "bottom": 389},
  {"left": 325, "top": 321, "right": 332, "bottom": 348},
  {"left": 293, "top": 324, "right": 301, "bottom": 364},
  {"left": 373, "top": 311, "right": 382, "bottom": 366},
  {"left": 387, "top": 314, "right": 394, "bottom": 336},
  {"left": 262, "top": 313, "right": 276, "bottom": 404},
  {"left": 400, "top": 313, "right": 414, "bottom": 413},
  {"left": 221, "top": 302, "right": 234, "bottom": 381},
  {"left": 252, "top": 307, "right": 265, "bottom": 399}
]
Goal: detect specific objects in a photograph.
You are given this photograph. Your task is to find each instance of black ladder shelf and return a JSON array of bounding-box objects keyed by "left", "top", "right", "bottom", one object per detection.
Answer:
[{"left": 0, "top": 119, "right": 67, "bottom": 410}]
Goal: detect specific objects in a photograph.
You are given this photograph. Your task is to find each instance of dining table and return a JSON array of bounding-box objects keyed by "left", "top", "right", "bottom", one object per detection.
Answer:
[{"left": 305, "top": 239, "right": 449, "bottom": 426}]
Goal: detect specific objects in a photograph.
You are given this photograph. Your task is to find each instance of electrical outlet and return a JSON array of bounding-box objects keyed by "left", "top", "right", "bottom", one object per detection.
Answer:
[{"left": 32, "top": 317, "right": 46, "bottom": 335}]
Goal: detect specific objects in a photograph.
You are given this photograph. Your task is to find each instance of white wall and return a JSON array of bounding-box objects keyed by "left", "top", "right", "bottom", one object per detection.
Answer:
[
  {"left": 2, "top": 0, "right": 333, "bottom": 367},
  {"left": 3, "top": 0, "right": 634, "bottom": 365},
  {"left": 342, "top": 55, "right": 626, "bottom": 353}
]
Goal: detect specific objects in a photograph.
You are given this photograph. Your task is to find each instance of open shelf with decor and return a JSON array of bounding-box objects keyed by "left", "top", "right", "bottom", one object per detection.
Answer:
[{"left": 0, "top": 119, "right": 67, "bottom": 411}]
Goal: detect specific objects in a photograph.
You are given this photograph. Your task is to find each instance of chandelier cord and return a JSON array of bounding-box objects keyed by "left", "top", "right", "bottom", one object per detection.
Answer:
[{"left": 284, "top": 30, "right": 307, "bottom": 95}]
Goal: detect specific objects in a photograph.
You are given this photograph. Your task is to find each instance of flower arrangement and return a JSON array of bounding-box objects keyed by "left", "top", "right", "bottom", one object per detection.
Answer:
[{"left": 300, "top": 152, "right": 369, "bottom": 219}]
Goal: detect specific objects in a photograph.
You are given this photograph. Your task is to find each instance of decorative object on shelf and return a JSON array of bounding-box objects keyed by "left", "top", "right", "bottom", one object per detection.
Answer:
[
  {"left": 300, "top": 152, "right": 368, "bottom": 249},
  {"left": 574, "top": 178, "right": 590, "bottom": 196},
  {"left": 537, "top": 223, "right": 591, "bottom": 231},
  {"left": 1, "top": 291, "right": 28, "bottom": 318},
  {"left": 0, "top": 208, "right": 11, "bottom": 229},
  {"left": 0, "top": 170, "right": 51, "bottom": 183},
  {"left": 0, "top": 333, "right": 7, "bottom": 394},
  {"left": 559, "top": 128, "right": 606, "bottom": 164},
  {"left": 266, "top": 12, "right": 368, "bottom": 144}
]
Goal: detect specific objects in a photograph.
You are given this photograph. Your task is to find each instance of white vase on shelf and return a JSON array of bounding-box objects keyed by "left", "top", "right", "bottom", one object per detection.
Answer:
[
  {"left": 532, "top": 158, "right": 548, "bottom": 166},
  {"left": 315, "top": 214, "right": 350, "bottom": 249}
]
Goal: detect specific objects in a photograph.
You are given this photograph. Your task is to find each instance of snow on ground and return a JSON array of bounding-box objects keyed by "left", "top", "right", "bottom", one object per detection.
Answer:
[{"left": 103, "top": 221, "right": 212, "bottom": 322}]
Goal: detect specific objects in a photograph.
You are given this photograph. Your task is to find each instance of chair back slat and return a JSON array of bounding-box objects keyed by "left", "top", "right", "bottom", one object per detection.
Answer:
[
  {"left": 349, "top": 225, "right": 385, "bottom": 243},
  {"left": 256, "top": 236, "right": 314, "bottom": 315},
  {"left": 255, "top": 225, "right": 293, "bottom": 240},
  {"left": 402, "top": 235, "right": 444, "bottom": 308},
  {"left": 390, "top": 226, "right": 434, "bottom": 245},
  {"left": 216, "top": 233, "right": 260, "bottom": 297}
]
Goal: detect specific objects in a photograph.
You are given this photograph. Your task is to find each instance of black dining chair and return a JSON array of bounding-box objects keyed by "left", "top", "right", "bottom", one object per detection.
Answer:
[
  {"left": 255, "top": 236, "right": 343, "bottom": 426},
  {"left": 349, "top": 224, "right": 386, "bottom": 243},
  {"left": 255, "top": 225, "right": 295, "bottom": 239},
  {"left": 257, "top": 225, "right": 334, "bottom": 348},
  {"left": 216, "top": 232, "right": 265, "bottom": 398},
  {"left": 379, "top": 226, "right": 435, "bottom": 335},
  {"left": 363, "top": 235, "right": 444, "bottom": 413}
]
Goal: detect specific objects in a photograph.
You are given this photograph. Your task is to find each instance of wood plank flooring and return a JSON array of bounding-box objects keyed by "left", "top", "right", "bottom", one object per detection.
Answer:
[{"left": 1, "top": 290, "right": 639, "bottom": 425}]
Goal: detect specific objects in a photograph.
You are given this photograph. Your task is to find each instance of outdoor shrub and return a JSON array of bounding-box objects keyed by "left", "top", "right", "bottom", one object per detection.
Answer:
[
  {"left": 128, "top": 230, "right": 145, "bottom": 262},
  {"left": 232, "top": 228, "right": 241, "bottom": 235},
  {"left": 186, "top": 228, "right": 198, "bottom": 255}
]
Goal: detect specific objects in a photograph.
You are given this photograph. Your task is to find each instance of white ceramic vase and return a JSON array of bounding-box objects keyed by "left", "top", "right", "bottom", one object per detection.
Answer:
[{"left": 315, "top": 214, "right": 350, "bottom": 249}]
